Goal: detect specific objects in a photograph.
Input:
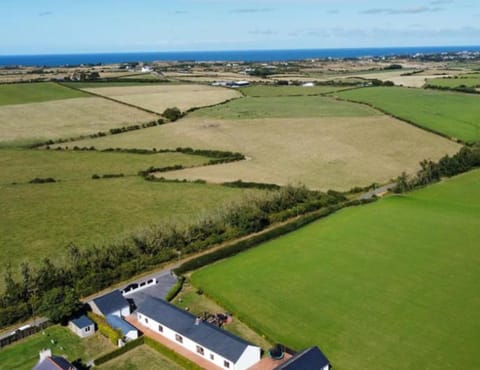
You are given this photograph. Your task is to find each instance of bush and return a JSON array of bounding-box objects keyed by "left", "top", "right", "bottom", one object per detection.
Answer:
[
  {"left": 163, "top": 107, "right": 183, "bottom": 121},
  {"left": 87, "top": 312, "right": 122, "bottom": 345},
  {"left": 165, "top": 276, "right": 185, "bottom": 302},
  {"left": 29, "top": 177, "right": 56, "bottom": 184}
]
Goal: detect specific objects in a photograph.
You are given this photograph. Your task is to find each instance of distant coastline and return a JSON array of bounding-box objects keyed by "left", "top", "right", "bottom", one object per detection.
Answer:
[{"left": 1, "top": 45, "right": 480, "bottom": 67}]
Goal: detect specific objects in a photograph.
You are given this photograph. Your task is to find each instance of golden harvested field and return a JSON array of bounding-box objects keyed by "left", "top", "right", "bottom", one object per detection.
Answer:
[
  {"left": 64, "top": 115, "right": 460, "bottom": 190},
  {"left": 84, "top": 84, "right": 242, "bottom": 113},
  {"left": 0, "top": 97, "right": 158, "bottom": 145}
]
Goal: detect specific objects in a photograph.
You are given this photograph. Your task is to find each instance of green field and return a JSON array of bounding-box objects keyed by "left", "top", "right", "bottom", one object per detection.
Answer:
[
  {"left": 0, "top": 149, "right": 257, "bottom": 274},
  {"left": 97, "top": 345, "right": 183, "bottom": 370},
  {"left": 426, "top": 76, "right": 480, "bottom": 88},
  {"left": 0, "top": 325, "right": 113, "bottom": 370},
  {"left": 191, "top": 95, "right": 377, "bottom": 119},
  {"left": 0, "top": 82, "right": 88, "bottom": 106},
  {"left": 192, "top": 170, "right": 480, "bottom": 370},
  {"left": 0, "top": 148, "right": 208, "bottom": 184},
  {"left": 240, "top": 85, "right": 353, "bottom": 97},
  {"left": 336, "top": 86, "right": 480, "bottom": 143}
]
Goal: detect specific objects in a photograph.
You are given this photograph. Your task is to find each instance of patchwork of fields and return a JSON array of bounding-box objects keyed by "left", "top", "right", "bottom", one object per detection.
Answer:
[
  {"left": 336, "top": 86, "right": 480, "bottom": 143},
  {"left": 65, "top": 95, "right": 460, "bottom": 190},
  {"left": 192, "top": 170, "right": 480, "bottom": 370},
  {"left": 82, "top": 84, "right": 242, "bottom": 113}
]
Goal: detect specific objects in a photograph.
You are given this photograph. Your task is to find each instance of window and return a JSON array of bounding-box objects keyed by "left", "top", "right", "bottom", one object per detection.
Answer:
[
  {"left": 145, "top": 318, "right": 149, "bottom": 324},
  {"left": 224, "top": 360, "right": 230, "bottom": 368},
  {"left": 175, "top": 334, "right": 183, "bottom": 343},
  {"left": 85, "top": 326, "right": 91, "bottom": 332},
  {"left": 196, "top": 345, "right": 204, "bottom": 356},
  {"left": 210, "top": 354, "right": 215, "bottom": 361},
  {"left": 158, "top": 325, "right": 163, "bottom": 332},
  {"left": 138, "top": 314, "right": 142, "bottom": 320}
]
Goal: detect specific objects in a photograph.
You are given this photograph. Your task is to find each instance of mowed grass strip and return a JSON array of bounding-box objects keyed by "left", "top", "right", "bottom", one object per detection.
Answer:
[
  {"left": 0, "top": 177, "right": 256, "bottom": 276},
  {"left": 336, "top": 86, "right": 480, "bottom": 143},
  {"left": 83, "top": 84, "right": 242, "bottom": 114},
  {"left": 240, "top": 85, "right": 353, "bottom": 97},
  {"left": 192, "top": 170, "right": 480, "bottom": 370},
  {"left": 0, "top": 325, "right": 114, "bottom": 370},
  {"left": 0, "top": 149, "right": 208, "bottom": 184},
  {"left": 0, "top": 82, "right": 88, "bottom": 106},
  {"left": 0, "top": 97, "right": 158, "bottom": 147},
  {"left": 191, "top": 95, "right": 377, "bottom": 119}
]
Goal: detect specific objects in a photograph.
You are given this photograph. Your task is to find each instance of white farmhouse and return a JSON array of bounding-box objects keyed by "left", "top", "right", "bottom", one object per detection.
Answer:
[{"left": 136, "top": 296, "right": 261, "bottom": 370}]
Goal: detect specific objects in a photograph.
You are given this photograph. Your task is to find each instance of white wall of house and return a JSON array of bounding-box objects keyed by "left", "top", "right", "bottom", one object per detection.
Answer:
[
  {"left": 137, "top": 312, "right": 257, "bottom": 370},
  {"left": 234, "top": 345, "right": 262, "bottom": 370},
  {"left": 125, "top": 329, "right": 139, "bottom": 341},
  {"left": 67, "top": 322, "right": 94, "bottom": 338}
]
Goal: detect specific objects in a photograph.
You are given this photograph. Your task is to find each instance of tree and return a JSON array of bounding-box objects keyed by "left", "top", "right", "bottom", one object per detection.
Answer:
[
  {"left": 162, "top": 107, "right": 183, "bottom": 121},
  {"left": 38, "top": 287, "right": 82, "bottom": 323}
]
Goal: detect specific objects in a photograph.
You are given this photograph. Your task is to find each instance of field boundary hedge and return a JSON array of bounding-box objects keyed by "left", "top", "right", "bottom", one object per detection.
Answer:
[{"left": 144, "top": 336, "right": 204, "bottom": 370}]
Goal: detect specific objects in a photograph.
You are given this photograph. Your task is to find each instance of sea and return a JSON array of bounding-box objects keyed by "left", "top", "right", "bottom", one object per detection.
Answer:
[{"left": 1, "top": 46, "right": 480, "bottom": 67}]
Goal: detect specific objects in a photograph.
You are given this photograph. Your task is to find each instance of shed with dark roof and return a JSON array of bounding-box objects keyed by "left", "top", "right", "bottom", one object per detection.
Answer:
[
  {"left": 274, "top": 346, "right": 331, "bottom": 370},
  {"left": 68, "top": 315, "right": 95, "bottom": 338},
  {"left": 89, "top": 290, "right": 130, "bottom": 318},
  {"left": 136, "top": 296, "right": 261, "bottom": 370}
]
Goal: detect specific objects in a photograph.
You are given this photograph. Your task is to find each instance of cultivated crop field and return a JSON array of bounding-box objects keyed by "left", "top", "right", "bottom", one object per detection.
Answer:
[
  {"left": 192, "top": 170, "right": 480, "bottom": 370},
  {"left": 64, "top": 95, "right": 460, "bottom": 190},
  {"left": 82, "top": 84, "right": 242, "bottom": 113},
  {"left": 0, "top": 97, "right": 158, "bottom": 147},
  {"left": 0, "top": 149, "right": 257, "bottom": 274},
  {"left": 0, "top": 82, "right": 88, "bottom": 106},
  {"left": 336, "top": 86, "right": 480, "bottom": 143}
]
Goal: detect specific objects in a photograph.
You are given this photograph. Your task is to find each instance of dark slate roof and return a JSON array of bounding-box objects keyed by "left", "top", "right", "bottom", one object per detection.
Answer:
[
  {"left": 137, "top": 296, "right": 255, "bottom": 362},
  {"left": 91, "top": 290, "right": 129, "bottom": 316},
  {"left": 33, "top": 356, "right": 76, "bottom": 370},
  {"left": 106, "top": 314, "right": 138, "bottom": 336},
  {"left": 274, "top": 347, "right": 330, "bottom": 370},
  {"left": 70, "top": 315, "right": 94, "bottom": 329}
]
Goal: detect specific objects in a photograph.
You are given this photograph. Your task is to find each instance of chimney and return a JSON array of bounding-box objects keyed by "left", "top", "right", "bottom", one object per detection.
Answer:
[
  {"left": 195, "top": 317, "right": 201, "bottom": 325},
  {"left": 39, "top": 348, "right": 52, "bottom": 362}
]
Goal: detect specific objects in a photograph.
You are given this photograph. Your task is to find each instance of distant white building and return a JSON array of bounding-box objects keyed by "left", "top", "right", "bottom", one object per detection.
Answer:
[
  {"left": 302, "top": 82, "right": 315, "bottom": 87},
  {"left": 136, "top": 296, "right": 261, "bottom": 370},
  {"left": 141, "top": 66, "right": 153, "bottom": 72}
]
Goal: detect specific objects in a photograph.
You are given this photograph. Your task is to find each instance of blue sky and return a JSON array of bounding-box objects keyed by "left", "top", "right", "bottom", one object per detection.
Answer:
[{"left": 1, "top": 0, "right": 479, "bottom": 54}]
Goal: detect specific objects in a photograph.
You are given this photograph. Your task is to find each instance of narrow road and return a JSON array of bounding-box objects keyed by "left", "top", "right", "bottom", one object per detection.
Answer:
[{"left": 358, "top": 183, "right": 396, "bottom": 200}]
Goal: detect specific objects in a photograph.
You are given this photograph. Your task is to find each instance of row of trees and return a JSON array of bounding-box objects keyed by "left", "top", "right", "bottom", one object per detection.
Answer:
[
  {"left": 394, "top": 144, "right": 480, "bottom": 193},
  {"left": 0, "top": 186, "right": 346, "bottom": 327}
]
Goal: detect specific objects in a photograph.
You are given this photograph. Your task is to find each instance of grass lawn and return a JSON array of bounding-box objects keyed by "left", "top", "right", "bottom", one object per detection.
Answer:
[
  {"left": 240, "top": 85, "right": 353, "bottom": 97},
  {"left": 191, "top": 95, "right": 376, "bottom": 119},
  {"left": 0, "top": 82, "right": 88, "bottom": 106},
  {"left": 0, "top": 325, "right": 114, "bottom": 370},
  {"left": 97, "top": 345, "right": 183, "bottom": 370},
  {"left": 192, "top": 170, "right": 480, "bottom": 370},
  {"left": 336, "top": 86, "right": 480, "bottom": 143}
]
